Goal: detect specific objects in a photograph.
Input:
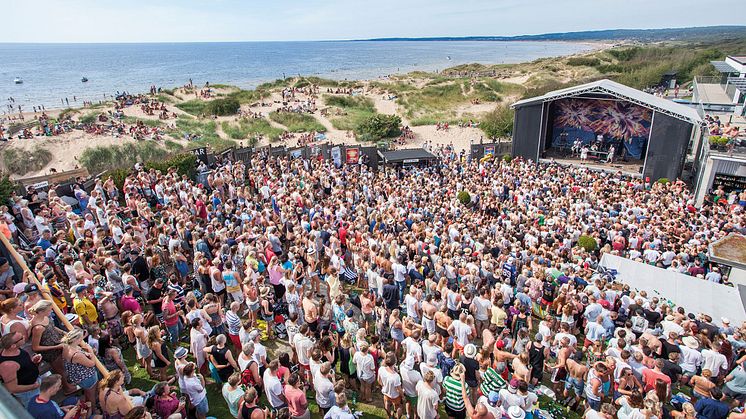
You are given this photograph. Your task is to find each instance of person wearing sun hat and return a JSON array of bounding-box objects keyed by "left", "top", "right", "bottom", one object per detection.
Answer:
[
  {"left": 443, "top": 363, "right": 466, "bottom": 418},
  {"left": 460, "top": 343, "right": 480, "bottom": 401}
]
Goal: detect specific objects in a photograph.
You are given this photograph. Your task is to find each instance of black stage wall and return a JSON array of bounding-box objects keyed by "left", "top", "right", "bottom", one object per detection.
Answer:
[
  {"left": 512, "top": 103, "right": 543, "bottom": 160},
  {"left": 643, "top": 111, "right": 693, "bottom": 181}
]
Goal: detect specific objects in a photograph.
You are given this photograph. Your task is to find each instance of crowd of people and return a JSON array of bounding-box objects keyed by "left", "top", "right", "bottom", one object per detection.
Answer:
[{"left": 0, "top": 145, "right": 745, "bottom": 419}]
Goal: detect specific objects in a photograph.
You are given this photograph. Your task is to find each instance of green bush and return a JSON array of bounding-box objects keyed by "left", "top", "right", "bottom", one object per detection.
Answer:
[
  {"left": 578, "top": 235, "right": 598, "bottom": 252},
  {"left": 2, "top": 147, "right": 53, "bottom": 175},
  {"left": 502, "top": 154, "right": 512, "bottom": 163},
  {"left": 144, "top": 153, "right": 197, "bottom": 178},
  {"left": 709, "top": 136, "right": 729, "bottom": 146},
  {"left": 204, "top": 98, "right": 240, "bottom": 116},
  {"left": 269, "top": 112, "right": 326, "bottom": 133},
  {"left": 0, "top": 172, "right": 16, "bottom": 206},
  {"left": 354, "top": 114, "right": 401, "bottom": 142},
  {"left": 657, "top": 178, "right": 670, "bottom": 184},
  {"left": 457, "top": 191, "right": 471, "bottom": 205},
  {"left": 104, "top": 168, "right": 131, "bottom": 192},
  {"left": 480, "top": 105, "right": 514, "bottom": 139}
]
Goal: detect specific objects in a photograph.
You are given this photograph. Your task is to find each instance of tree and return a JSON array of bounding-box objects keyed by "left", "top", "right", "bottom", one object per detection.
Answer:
[
  {"left": 480, "top": 105, "right": 514, "bottom": 139},
  {"left": 354, "top": 114, "right": 402, "bottom": 142}
]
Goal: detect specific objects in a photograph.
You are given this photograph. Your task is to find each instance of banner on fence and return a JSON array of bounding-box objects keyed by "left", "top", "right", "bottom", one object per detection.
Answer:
[
  {"left": 484, "top": 145, "right": 495, "bottom": 157},
  {"left": 191, "top": 147, "right": 209, "bottom": 164},
  {"left": 331, "top": 146, "right": 342, "bottom": 168},
  {"left": 346, "top": 147, "right": 360, "bottom": 164}
]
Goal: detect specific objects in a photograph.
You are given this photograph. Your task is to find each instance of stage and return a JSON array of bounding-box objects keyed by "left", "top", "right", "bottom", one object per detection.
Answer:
[
  {"left": 511, "top": 79, "right": 702, "bottom": 182},
  {"left": 540, "top": 157, "right": 642, "bottom": 178},
  {"left": 542, "top": 148, "right": 643, "bottom": 177}
]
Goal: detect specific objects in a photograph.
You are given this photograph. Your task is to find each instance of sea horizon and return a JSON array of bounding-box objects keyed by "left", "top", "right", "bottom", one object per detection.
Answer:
[{"left": 0, "top": 40, "right": 595, "bottom": 111}]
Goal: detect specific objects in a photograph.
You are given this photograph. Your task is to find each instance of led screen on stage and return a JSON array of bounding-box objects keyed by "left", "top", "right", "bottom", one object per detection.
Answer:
[{"left": 550, "top": 98, "right": 652, "bottom": 159}]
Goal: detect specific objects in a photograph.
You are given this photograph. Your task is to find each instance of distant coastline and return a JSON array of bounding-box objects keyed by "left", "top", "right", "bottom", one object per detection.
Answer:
[{"left": 356, "top": 25, "right": 746, "bottom": 42}]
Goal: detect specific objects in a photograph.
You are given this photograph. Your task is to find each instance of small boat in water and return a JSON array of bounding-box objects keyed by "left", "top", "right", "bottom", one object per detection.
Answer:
[
  {"left": 81, "top": 77, "right": 88, "bottom": 83},
  {"left": 13, "top": 77, "right": 22, "bottom": 84}
]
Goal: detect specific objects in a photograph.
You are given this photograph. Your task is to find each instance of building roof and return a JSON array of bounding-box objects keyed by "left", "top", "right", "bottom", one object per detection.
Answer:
[
  {"left": 511, "top": 79, "right": 702, "bottom": 125},
  {"left": 728, "top": 77, "right": 746, "bottom": 91},
  {"left": 711, "top": 60, "right": 739, "bottom": 73},
  {"left": 709, "top": 233, "right": 746, "bottom": 271},
  {"left": 379, "top": 148, "right": 439, "bottom": 163},
  {"left": 729, "top": 56, "right": 746, "bottom": 65}
]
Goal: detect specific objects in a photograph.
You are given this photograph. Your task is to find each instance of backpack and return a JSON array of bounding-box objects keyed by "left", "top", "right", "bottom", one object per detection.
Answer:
[
  {"left": 437, "top": 352, "right": 456, "bottom": 377},
  {"left": 241, "top": 360, "right": 257, "bottom": 386}
]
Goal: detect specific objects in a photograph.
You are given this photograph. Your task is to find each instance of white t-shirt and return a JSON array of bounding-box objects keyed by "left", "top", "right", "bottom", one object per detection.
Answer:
[
  {"left": 353, "top": 351, "right": 376, "bottom": 381},
  {"left": 400, "top": 365, "right": 422, "bottom": 397},
  {"left": 182, "top": 375, "right": 207, "bottom": 405},
  {"left": 416, "top": 381, "right": 439, "bottom": 419},
  {"left": 452, "top": 320, "right": 471, "bottom": 346},
  {"left": 294, "top": 335, "right": 313, "bottom": 365},
  {"left": 402, "top": 337, "right": 423, "bottom": 363},
  {"left": 378, "top": 367, "right": 401, "bottom": 398},
  {"left": 405, "top": 294, "right": 420, "bottom": 318},
  {"left": 472, "top": 296, "right": 490, "bottom": 321},
  {"left": 314, "top": 372, "right": 335, "bottom": 409},
  {"left": 392, "top": 263, "right": 407, "bottom": 283},
  {"left": 263, "top": 369, "right": 284, "bottom": 408},
  {"left": 702, "top": 349, "right": 728, "bottom": 375}
]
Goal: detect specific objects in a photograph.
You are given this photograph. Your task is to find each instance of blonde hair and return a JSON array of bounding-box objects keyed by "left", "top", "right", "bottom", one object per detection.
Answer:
[
  {"left": 29, "top": 300, "right": 53, "bottom": 315},
  {"left": 146, "top": 325, "right": 162, "bottom": 346},
  {"left": 61, "top": 328, "right": 85, "bottom": 345}
]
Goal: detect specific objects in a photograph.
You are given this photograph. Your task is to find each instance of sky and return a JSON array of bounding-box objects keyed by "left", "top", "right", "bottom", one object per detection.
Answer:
[{"left": 2, "top": 0, "right": 745, "bottom": 43}]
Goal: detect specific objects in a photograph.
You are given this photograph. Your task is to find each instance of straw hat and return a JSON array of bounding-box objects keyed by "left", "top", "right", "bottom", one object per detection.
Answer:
[
  {"left": 450, "top": 364, "right": 465, "bottom": 380},
  {"left": 174, "top": 347, "right": 188, "bottom": 359},
  {"left": 464, "top": 344, "right": 477, "bottom": 359},
  {"left": 682, "top": 336, "right": 699, "bottom": 349},
  {"left": 507, "top": 406, "right": 526, "bottom": 419}
]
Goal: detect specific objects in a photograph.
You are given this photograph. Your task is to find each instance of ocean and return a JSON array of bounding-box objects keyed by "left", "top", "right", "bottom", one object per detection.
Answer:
[{"left": 0, "top": 41, "right": 593, "bottom": 111}]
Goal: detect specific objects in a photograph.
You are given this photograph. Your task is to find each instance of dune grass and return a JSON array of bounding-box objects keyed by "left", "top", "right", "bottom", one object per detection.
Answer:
[
  {"left": 79, "top": 112, "right": 99, "bottom": 124},
  {"left": 164, "top": 140, "right": 184, "bottom": 152},
  {"left": 122, "top": 116, "right": 164, "bottom": 127},
  {"left": 324, "top": 95, "right": 378, "bottom": 131},
  {"left": 79, "top": 142, "right": 167, "bottom": 174},
  {"left": 175, "top": 100, "right": 208, "bottom": 116},
  {"left": 269, "top": 112, "right": 326, "bottom": 133},
  {"left": 2, "top": 147, "right": 53, "bottom": 175},
  {"left": 172, "top": 118, "right": 237, "bottom": 151},
  {"left": 221, "top": 118, "right": 284, "bottom": 142}
]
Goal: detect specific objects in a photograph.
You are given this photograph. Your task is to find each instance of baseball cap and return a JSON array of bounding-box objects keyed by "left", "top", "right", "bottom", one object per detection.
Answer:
[{"left": 488, "top": 391, "right": 500, "bottom": 404}]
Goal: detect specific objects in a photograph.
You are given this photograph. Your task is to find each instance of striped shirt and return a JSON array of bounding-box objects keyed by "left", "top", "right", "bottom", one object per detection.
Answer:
[
  {"left": 480, "top": 368, "right": 506, "bottom": 395},
  {"left": 226, "top": 310, "right": 241, "bottom": 335},
  {"left": 443, "top": 376, "right": 465, "bottom": 411}
]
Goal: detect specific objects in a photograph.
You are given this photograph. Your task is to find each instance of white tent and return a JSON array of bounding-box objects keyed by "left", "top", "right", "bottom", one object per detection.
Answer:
[{"left": 600, "top": 254, "right": 746, "bottom": 323}]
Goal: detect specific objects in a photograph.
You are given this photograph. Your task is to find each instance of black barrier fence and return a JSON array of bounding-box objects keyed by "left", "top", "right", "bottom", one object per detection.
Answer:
[
  {"left": 232, "top": 143, "right": 380, "bottom": 170},
  {"left": 470, "top": 142, "right": 512, "bottom": 161}
]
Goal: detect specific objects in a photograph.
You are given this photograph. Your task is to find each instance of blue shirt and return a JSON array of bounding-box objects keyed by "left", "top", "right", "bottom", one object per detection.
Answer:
[
  {"left": 695, "top": 397, "right": 729, "bottom": 419},
  {"left": 27, "top": 398, "right": 64, "bottom": 419}
]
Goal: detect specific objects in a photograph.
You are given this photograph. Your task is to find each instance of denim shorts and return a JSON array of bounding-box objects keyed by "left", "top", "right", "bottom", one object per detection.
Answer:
[
  {"left": 194, "top": 397, "right": 209, "bottom": 414},
  {"left": 79, "top": 373, "right": 99, "bottom": 390}
]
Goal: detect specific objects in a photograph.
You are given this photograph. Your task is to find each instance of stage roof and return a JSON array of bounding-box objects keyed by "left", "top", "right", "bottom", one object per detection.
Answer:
[
  {"left": 511, "top": 79, "right": 702, "bottom": 125},
  {"left": 711, "top": 60, "right": 739, "bottom": 73},
  {"left": 379, "top": 148, "right": 438, "bottom": 163}
]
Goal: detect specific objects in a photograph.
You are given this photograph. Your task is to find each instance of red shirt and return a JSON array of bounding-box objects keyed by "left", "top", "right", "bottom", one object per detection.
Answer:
[
  {"left": 642, "top": 368, "right": 671, "bottom": 392},
  {"left": 195, "top": 200, "right": 207, "bottom": 219},
  {"left": 162, "top": 300, "right": 178, "bottom": 327},
  {"left": 284, "top": 384, "right": 307, "bottom": 417},
  {"left": 121, "top": 295, "right": 141, "bottom": 313}
]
